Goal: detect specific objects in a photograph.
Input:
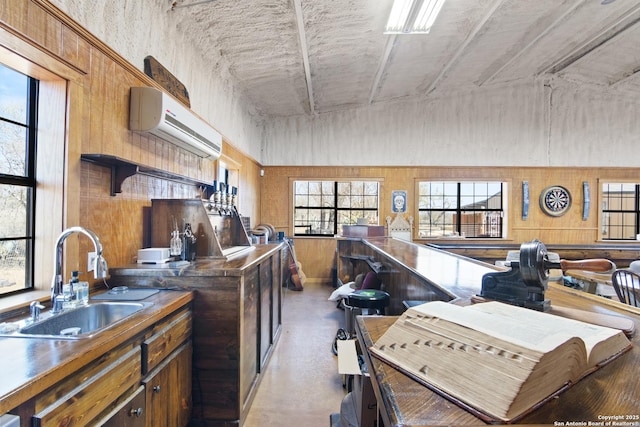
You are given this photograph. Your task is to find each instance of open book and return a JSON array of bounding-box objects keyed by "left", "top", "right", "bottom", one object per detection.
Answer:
[{"left": 369, "top": 301, "right": 632, "bottom": 423}]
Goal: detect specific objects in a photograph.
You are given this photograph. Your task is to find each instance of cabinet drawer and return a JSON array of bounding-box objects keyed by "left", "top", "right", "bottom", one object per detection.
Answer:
[
  {"left": 142, "top": 310, "right": 192, "bottom": 374},
  {"left": 96, "top": 385, "right": 146, "bottom": 427},
  {"left": 32, "top": 346, "right": 141, "bottom": 426}
]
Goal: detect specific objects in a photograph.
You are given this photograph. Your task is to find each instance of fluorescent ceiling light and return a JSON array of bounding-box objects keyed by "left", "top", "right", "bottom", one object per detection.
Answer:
[{"left": 384, "top": 0, "right": 447, "bottom": 34}]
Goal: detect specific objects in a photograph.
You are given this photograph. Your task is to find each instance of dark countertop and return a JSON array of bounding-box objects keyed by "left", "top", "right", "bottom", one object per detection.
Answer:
[
  {"left": 109, "top": 243, "right": 284, "bottom": 278},
  {"left": 0, "top": 289, "right": 193, "bottom": 414},
  {"left": 360, "top": 237, "right": 500, "bottom": 302}
]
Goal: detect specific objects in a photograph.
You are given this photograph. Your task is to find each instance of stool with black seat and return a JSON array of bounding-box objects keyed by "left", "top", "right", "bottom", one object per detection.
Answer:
[
  {"left": 344, "top": 289, "right": 390, "bottom": 338},
  {"left": 334, "top": 289, "right": 390, "bottom": 427}
]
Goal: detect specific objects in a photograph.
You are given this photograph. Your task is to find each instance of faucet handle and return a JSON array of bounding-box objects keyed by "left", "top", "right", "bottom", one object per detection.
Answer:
[
  {"left": 51, "top": 295, "right": 67, "bottom": 315},
  {"left": 30, "top": 301, "right": 45, "bottom": 322}
]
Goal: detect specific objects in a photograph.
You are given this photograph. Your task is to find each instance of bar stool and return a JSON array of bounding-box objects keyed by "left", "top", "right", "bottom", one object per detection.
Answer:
[{"left": 344, "top": 289, "right": 390, "bottom": 338}]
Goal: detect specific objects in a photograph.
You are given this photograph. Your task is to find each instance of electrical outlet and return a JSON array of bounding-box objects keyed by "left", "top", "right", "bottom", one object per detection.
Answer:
[{"left": 87, "top": 251, "right": 97, "bottom": 272}]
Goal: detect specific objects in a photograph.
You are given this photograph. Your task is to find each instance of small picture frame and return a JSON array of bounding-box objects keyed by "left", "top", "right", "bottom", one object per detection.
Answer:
[{"left": 392, "top": 190, "right": 407, "bottom": 213}]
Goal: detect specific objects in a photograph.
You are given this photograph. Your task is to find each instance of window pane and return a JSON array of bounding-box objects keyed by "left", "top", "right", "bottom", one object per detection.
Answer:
[
  {"left": 0, "top": 185, "right": 29, "bottom": 237},
  {"left": 461, "top": 211, "right": 502, "bottom": 238},
  {"left": 0, "top": 121, "right": 27, "bottom": 176},
  {"left": 605, "top": 212, "right": 636, "bottom": 240},
  {"left": 294, "top": 180, "right": 379, "bottom": 236},
  {"left": 418, "top": 181, "right": 504, "bottom": 238},
  {"left": 0, "top": 239, "right": 27, "bottom": 294},
  {"left": 418, "top": 210, "right": 455, "bottom": 237},
  {"left": 363, "top": 195, "right": 377, "bottom": 209},
  {"left": 0, "top": 64, "right": 28, "bottom": 124}
]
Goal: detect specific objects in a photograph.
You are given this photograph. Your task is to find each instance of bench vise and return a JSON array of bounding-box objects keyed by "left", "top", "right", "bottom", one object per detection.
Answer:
[{"left": 479, "top": 240, "right": 615, "bottom": 312}]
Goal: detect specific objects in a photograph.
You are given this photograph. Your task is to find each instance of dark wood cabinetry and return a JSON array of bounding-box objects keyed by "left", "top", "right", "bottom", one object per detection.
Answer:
[
  {"left": 143, "top": 342, "right": 192, "bottom": 427},
  {"left": 8, "top": 297, "right": 193, "bottom": 427},
  {"left": 110, "top": 243, "right": 286, "bottom": 426},
  {"left": 101, "top": 386, "right": 146, "bottom": 427}
]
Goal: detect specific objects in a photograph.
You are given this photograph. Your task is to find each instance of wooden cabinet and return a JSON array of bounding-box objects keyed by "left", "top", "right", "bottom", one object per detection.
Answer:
[
  {"left": 31, "top": 344, "right": 142, "bottom": 426},
  {"left": 143, "top": 342, "right": 192, "bottom": 427},
  {"left": 100, "top": 386, "right": 146, "bottom": 427},
  {"left": 12, "top": 304, "right": 192, "bottom": 427},
  {"left": 109, "top": 244, "right": 285, "bottom": 426},
  {"left": 241, "top": 266, "right": 260, "bottom": 409}
]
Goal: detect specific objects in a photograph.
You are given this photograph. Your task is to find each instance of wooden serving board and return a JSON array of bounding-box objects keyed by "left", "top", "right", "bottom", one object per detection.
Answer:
[{"left": 143, "top": 55, "right": 190, "bottom": 107}]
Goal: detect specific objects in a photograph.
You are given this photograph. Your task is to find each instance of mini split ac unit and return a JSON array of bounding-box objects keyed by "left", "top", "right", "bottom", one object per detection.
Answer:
[{"left": 129, "top": 86, "right": 222, "bottom": 159}]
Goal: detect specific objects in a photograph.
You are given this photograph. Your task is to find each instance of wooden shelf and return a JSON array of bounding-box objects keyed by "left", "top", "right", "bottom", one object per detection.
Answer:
[{"left": 81, "top": 154, "right": 214, "bottom": 197}]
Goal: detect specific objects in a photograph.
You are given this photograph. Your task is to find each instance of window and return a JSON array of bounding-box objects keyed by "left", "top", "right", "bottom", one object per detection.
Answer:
[
  {"left": 601, "top": 183, "right": 639, "bottom": 240},
  {"left": 0, "top": 64, "right": 38, "bottom": 295},
  {"left": 417, "top": 181, "right": 505, "bottom": 238},
  {"left": 294, "top": 180, "right": 379, "bottom": 236}
]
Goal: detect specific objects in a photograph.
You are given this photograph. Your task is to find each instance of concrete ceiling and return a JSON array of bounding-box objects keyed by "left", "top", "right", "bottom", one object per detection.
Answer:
[{"left": 168, "top": 0, "right": 640, "bottom": 117}]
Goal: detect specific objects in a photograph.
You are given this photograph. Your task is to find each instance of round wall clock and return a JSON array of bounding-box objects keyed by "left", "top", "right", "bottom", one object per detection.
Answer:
[{"left": 540, "top": 185, "right": 571, "bottom": 217}]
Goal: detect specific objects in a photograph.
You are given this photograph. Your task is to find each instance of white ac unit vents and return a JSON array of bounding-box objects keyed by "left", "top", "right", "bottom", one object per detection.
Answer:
[{"left": 129, "top": 87, "right": 222, "bottom": 159}]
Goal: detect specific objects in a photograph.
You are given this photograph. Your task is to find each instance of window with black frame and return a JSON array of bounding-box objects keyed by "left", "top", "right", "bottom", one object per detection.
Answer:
[
  {"left": 293, "top": 180, "right": 379, "bottom": 236},
  {"left": 601, "top": 183, "right": 639, "bottom": 240},
  {"left": 417, "top": 181, "right": 504, "bottom": 238},
  {"left": 0, "top": 63, "right": 38, "bottom": 295}
]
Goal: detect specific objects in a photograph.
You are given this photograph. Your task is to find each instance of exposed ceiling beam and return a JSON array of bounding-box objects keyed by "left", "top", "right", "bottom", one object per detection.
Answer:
[
  {"left": 368, "top": 35, "right": 398, "bottom": 104},
  {"left": 540, "top": 3, "right": 640, "bottom": 75},
  {"left": 475, "top": 0, "right": 586, "bottom": 87},
  {"left": 293, "top": 0, "right": 315, "bottom": 115},
  {"left": 425, "top": 0, "right": 506, "bottom": 95}
]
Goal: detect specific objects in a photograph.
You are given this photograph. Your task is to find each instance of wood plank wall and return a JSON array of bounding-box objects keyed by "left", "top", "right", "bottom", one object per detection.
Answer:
[
  {"left": 261, "top": 166, "right": 640, "bottom": 284},
  {"left": 0, "top": 0, "right": 261, "bottom": 291}
]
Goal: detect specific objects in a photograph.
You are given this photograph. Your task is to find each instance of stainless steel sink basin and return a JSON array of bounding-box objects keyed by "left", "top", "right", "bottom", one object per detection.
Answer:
[{"left": 0, "top": 302, "right": 151, "bottom": 340}]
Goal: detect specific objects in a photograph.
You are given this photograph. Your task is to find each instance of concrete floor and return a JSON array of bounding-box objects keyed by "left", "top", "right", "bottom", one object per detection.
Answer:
[{"left": 244, "top": 281, "right": 347, "bottom": 427}]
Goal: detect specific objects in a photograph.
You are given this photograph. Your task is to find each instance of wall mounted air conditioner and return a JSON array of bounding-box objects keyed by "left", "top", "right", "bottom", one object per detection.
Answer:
[{"left": 129, "top": 86, "right": 222, "bottom": 159}]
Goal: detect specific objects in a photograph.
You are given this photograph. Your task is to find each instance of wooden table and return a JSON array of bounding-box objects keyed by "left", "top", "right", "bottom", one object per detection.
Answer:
[
  {"left": 565, "top": 269, "right": 618, "bottom": 298},
  {"left": 356, "top": 283, "right": 640, "bottom": 426}
]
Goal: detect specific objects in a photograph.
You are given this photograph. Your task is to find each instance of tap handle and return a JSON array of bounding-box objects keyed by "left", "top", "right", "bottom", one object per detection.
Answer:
[{"left": 30, "top": 301, "right": 45, "bottom": 321}]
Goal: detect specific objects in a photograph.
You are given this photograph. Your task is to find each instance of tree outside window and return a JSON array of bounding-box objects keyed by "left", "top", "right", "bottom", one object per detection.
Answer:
[
  {"left": 0, "top": 63, "right": 37, "bottom": 295},
  {"left": 294, "top": 180, "right": 379, "bottom": 236}
]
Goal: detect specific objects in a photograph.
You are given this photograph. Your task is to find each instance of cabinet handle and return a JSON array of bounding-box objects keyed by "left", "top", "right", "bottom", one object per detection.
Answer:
[
  {"left": 129, "top": 407, "right": 144, "bottom": 417},
  {"left": 153, "top": 385, "right": 161, "bottom": 393}
]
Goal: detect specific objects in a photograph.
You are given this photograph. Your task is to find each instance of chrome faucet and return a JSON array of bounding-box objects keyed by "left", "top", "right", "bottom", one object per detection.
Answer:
[{"left": 51, "top": 226, "right": 108, "bottom": 314}]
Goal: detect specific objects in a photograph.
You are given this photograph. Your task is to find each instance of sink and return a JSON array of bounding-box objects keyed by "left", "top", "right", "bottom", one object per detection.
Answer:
[{"left": 0, "top": 302, "right": 151, "bottom": 340}]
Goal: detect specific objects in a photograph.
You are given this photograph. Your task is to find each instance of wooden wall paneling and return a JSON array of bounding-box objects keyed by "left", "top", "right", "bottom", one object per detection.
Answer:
[
  {"left": 292, "top": 237, "right": 336, "bottom": 284},
  {"left": 261, "top": 166, "right": 640, "bottom": 283}
]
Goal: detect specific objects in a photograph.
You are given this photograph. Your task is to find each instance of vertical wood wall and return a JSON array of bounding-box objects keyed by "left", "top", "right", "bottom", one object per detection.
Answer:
[
  {"left": 261, "top": 166, "right": 640, "bottom": 283},
  {"left": 0, "top": 0, "right": 262, "bottom": 289}
]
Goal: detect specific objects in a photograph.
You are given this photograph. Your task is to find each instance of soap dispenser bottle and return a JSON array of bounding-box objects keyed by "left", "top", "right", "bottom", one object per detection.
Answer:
[{"left": 62, "top": 271, "right": 79, "bottom": 310}]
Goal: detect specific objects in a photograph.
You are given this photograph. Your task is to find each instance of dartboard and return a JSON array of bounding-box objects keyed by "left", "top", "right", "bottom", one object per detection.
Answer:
[{"left": 540, "top": 185, "right": 571, "bottom": 217}]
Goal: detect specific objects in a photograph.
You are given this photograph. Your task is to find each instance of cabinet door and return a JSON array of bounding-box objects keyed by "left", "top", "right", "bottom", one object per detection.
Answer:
[
  {"left": 143, "top": 341, "right": 192, "bottom": 427},
  {"left": 240, "top": 266, "right": 259, "bottom": 408},
  {"left": 259, "top": 257, "right": 273, "bottom": 368},
  {"left": 272, "top": 249, "right": 282, "bottom": 341},
  {"left": 100, "top": 386, "right": 146, "bottom": 427}
]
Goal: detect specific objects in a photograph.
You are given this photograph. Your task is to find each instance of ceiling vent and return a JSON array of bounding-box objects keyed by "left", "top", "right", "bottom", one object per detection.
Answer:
[{"left": 129, "top": 86, "right": 222, "bottom": 159}]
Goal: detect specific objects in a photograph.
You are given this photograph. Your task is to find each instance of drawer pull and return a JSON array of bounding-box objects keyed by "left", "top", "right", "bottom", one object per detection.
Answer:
[
  {"left": 153, "top": 385, "right": 161, "bottom": 393},
  {"left": 129, "top": 407, "right": 144, "bottom": 417}
]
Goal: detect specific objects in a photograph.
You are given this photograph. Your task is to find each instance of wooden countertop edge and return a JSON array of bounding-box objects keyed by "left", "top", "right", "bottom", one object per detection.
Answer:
[
  {"left": 0, "top": 290, "right": 194, "bottom": 414},
  {"left": 109, "top": 243, "right": 284, "bottom": 277}
]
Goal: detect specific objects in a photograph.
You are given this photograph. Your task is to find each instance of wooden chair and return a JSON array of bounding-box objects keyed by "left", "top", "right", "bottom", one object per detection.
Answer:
[{"left": 611, "top": 269, "right": 640, "bottom": 307}]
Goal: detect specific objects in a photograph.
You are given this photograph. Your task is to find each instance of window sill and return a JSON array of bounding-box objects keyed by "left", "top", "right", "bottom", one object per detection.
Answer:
[{"left": 0, "top": 290, "right": 49, "bottom": 320}]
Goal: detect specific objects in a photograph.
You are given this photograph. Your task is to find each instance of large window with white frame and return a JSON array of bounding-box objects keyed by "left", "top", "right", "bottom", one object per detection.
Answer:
[
  {"left": 417, "top": 181, "right": 506, "bottom": 238},
  {"left": 601, "top": 182, "right": 640, "bottom": 240},
  {"left": 0, "top": 63, "right": 38, "bottom": 295},
  {"left": 293, "top": 180, "right": 380, "bottom": 236}
]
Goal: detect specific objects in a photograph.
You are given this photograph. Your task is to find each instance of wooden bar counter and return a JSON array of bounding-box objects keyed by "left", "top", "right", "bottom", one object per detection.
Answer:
[
  {"left": 109, "top": 243, "right": 288, "bottom": 427},
  {"left": 340, "top": 237, "right": 640, "bottom": 426}
]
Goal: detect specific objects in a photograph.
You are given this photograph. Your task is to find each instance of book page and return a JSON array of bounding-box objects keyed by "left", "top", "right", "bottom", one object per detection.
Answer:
[
  {"left": 464, "top": 301, "right": 630, "bottom": 366},
  {"left": 408, "top": 301, "right": 581, "bottom": 354}
]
